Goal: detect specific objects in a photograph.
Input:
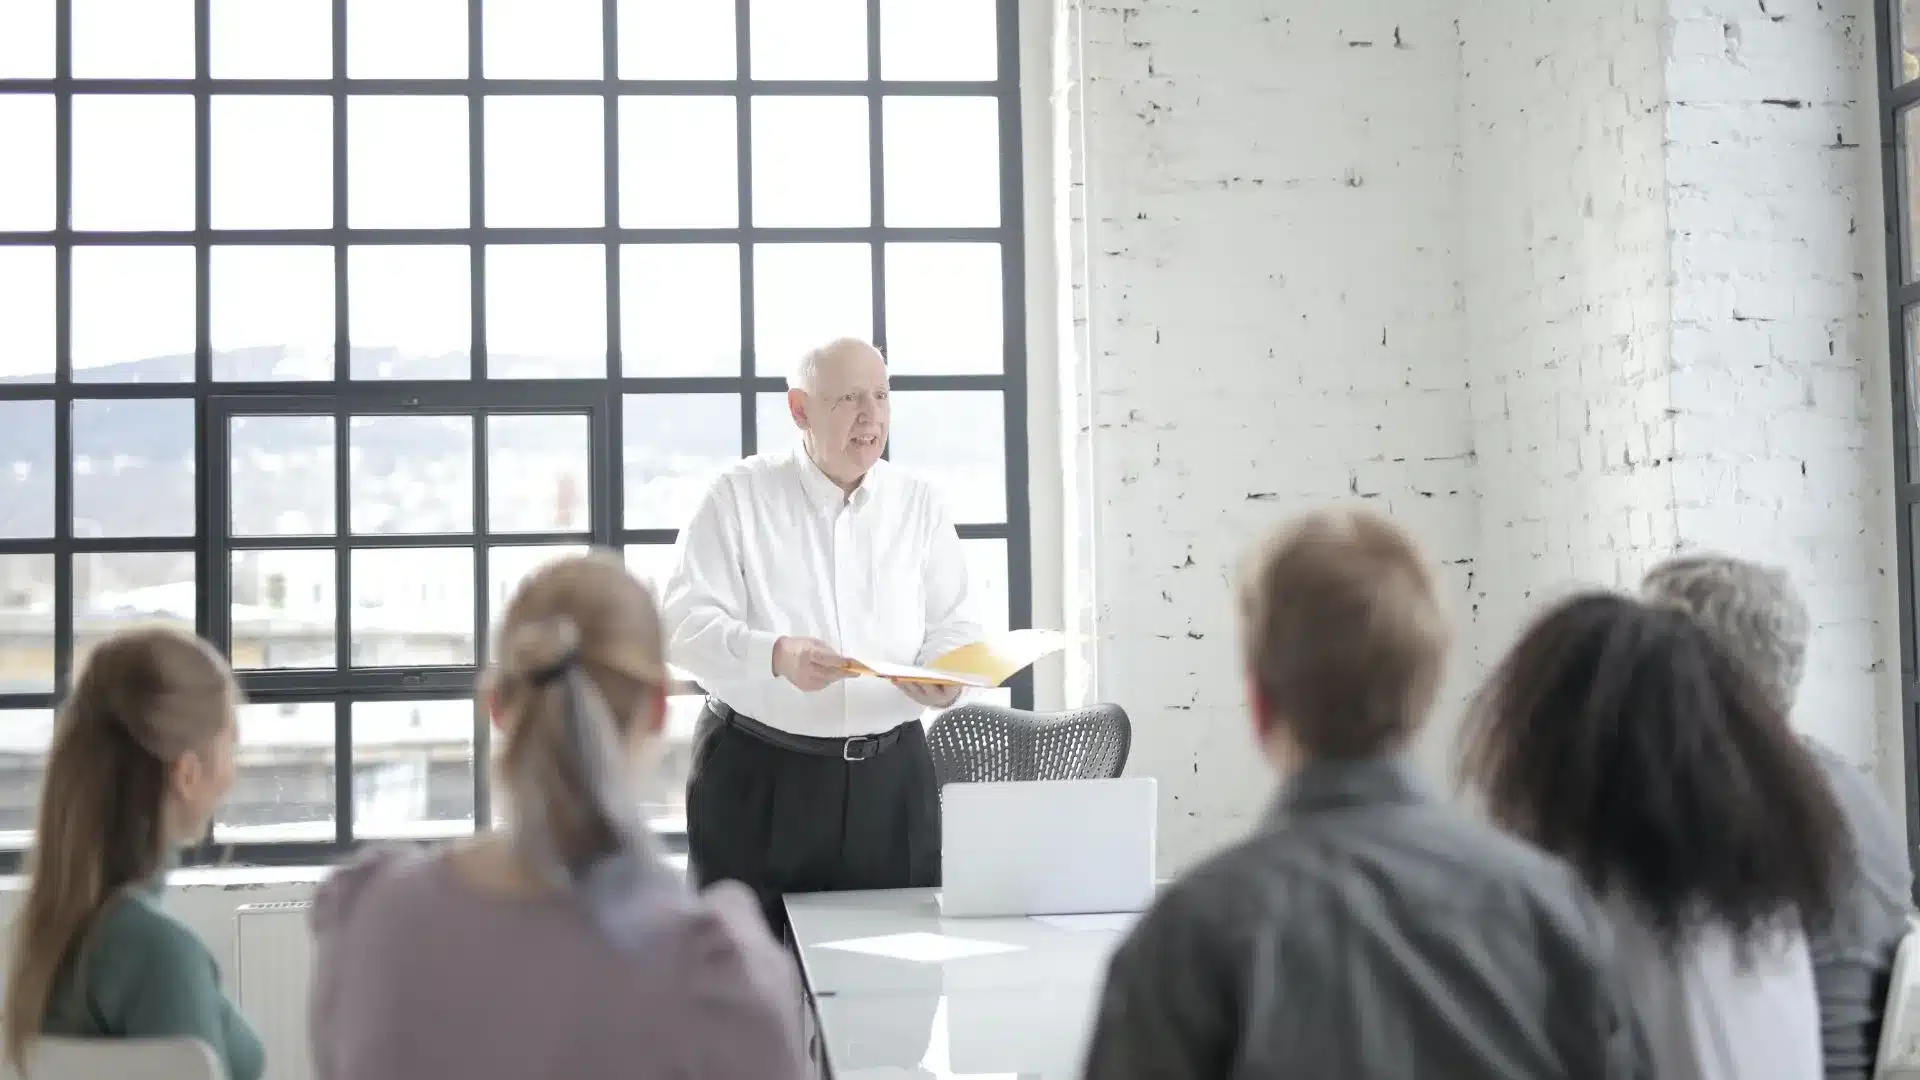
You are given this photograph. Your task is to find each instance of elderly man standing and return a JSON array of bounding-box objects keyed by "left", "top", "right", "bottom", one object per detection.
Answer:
[
  {"left": 661, "top": 336, "right": 980, "bottom": 934},
  {"left": 1642, "top": 554, "right": 1913, "bottom": 1080}
]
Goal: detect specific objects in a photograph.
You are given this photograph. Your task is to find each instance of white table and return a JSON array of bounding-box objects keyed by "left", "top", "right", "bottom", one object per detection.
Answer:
[{"left": 785, "top": 888, "right": 1138, "bottom": 1079}]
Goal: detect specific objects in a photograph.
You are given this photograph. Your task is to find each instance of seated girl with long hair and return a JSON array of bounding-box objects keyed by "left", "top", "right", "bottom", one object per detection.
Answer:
[
  {"left": 1463, "top": 591, "right": 1850, "bottom": 1080},
  {"left": 3, "top": 626, "right": 262, "bottom": 1080},
  {"left": 310, "top": 551, "right": 810, "bottom": 1080}
]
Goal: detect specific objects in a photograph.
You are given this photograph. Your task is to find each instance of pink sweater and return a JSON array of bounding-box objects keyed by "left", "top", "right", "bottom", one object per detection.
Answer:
[{"left": 309, "top": 847, "right": 811, "bottom": 1080}]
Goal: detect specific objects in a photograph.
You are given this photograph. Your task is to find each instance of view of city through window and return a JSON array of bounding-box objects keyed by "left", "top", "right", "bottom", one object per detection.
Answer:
[{"left": 0, "top": 0, "right": 1025, "bottom": 862}]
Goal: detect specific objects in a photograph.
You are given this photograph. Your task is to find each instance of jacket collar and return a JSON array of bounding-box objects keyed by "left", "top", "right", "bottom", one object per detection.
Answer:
[{"left": 1267, "top": 755, "right": 1430, "bottom": 823}]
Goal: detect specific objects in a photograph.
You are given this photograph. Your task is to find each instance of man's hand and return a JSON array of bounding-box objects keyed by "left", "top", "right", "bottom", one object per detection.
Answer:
[
  {"left": 892, "top": 678, "right": 961, "bottom": 709},
  {"left": 773, "top": 636, "right": 851, "bottom": 692}
]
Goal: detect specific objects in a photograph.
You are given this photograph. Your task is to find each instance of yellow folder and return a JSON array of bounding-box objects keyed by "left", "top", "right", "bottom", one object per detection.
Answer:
[{"left": 842, "top": 628, "right": 1073, "bottom": 688}]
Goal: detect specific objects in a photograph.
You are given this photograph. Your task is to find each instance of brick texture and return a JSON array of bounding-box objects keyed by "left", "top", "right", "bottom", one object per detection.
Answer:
[{"left": 1057, "top": 0, "right": 1899, "bottom": 870}]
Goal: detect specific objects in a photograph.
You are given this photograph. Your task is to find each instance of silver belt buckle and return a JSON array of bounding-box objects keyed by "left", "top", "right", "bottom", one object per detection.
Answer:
[{"left": 842, "top": 736, "right": 875, "bottom": 762}]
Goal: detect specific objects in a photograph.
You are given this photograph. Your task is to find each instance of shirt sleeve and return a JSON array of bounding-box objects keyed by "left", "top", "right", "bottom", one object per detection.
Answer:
[
  {"left": 685, "top": 883, "right": 814, "bottom": 1080},
  {"left": 91, "top": 904, "right": 266, "bottom": 1080},
  {"left": 914, "top": 493, "right": 984, "bottom": 668},
  {"left": 660, "top": 477, "right": 781, "bottom": 683},
  {"left": 1081, "top": 888, "right": 1237, "bottom": 1080}
]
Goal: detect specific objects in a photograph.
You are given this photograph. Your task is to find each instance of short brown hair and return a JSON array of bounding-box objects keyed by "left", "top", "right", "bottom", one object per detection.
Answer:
[{"left": 1238, "top": 506, "right": 1449, "bottom": 758}]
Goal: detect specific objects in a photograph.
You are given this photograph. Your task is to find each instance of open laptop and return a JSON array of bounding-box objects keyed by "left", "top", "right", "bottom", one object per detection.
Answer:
[{"left": 938, "top": 778, "right": 1157, "bottom": 918}]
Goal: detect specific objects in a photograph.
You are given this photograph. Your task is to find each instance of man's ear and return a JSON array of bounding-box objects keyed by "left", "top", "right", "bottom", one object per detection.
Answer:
[
  {"left": 786, "top": 387, "right": 809, "bottom": 430},
  {"left": 486, "top": 685, "right": 509, "bottom": 733},
  {"left": 643, "top": 684, "right": 668, "bottom": 735}
]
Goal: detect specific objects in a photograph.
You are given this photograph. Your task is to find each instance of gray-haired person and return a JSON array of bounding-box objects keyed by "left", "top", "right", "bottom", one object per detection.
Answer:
[{"left": 1643, "top": 553, "right": 1913, "bottom": 1080}]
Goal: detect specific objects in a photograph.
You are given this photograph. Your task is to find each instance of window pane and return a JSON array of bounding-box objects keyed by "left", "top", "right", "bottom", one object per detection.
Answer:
[
  {"left": 0, "top": 0, "right": 54, "bottom": 78},
  {"left": 751, "top": 98, "right": 869, "bottom": 227},
  {"left": 0, "top": 96, "right": 54, "bottom": 231},
  {"left": 484, "top": 97, "right": 604, "bottom": 228},
  {"left": 962, "top": 538, "right": 1009, "bottom": 635},
  {"left": 73, "top": 0, "right": 192, "bottom": 78},
  {"left": 349, "top": 415, "right": 475, "bottom": 535},
  {"left": 884, "top": 98, "right": 1000, "bottom": 227},
  {"left": 888, "top": 390, "right": 1004, "bottom": 524},
  {"left": 73, "top": 96, "right": 195, "bottom": 231},
  {"left": 623, "top": 395, "right": 740, "bottom": 529},
  {"left": 212, "top": 246, "right": 335, "bottom": 381},
  {"left": 230, "top": 414, "right": 336, "bottom": 537},
  {"left": 488, "top": 544, "right": 589, "bottom": 630},
  {"left": 212, "top": 0, "right": 332, "bottom": 78},
  {"left": 352, "top": 699, "right": 474, "bottom": 838},
  {"left": 885, "top": 243, "right": 1002, "bottom": 374},
  {"left": 1903, "top": 1, "right": 1920, "bottom": 84},
  {"left": 617, "top": 0, "right": 733, "bottom": 79},
  {"left": 73, "top": 399, "right": 196, "bottom": 538},
  {"left": 213, "top": 97, "right": 333, "bottom": 230},
  {"left": 622, "top": 542, "right": 674, "bottom": 597},
  {"left": 231, "top": 550, "right": 336, "bottom": 670},
  {"left": 754, "top": 391, "right": 800, "bottom": 459},
  {"left": 880, "top": 0, "right": 995, "bottom": 81},
  {"left": 484, "top": 0, "right": 601, "bottom": 78},
  {"left": 216, "top": 702, "right": 337, "bottom": 844},
  {"left": 0, "top": 248, "right": 55, "bottom": 381},
  {"left": 753, "top": 244, "right": 871, "bottom": 376},
  {"left": 485, "top": 245, "right": 607, "bottom": 379},
  {"left": 1908, "top": 107, "right": 1920, "bottom": 283},
  {"left": 0, "top": 711, "right": 54, "bottom": 849},
  {"left": 348, "top": 97, "right": 469, "bottom": 229},
  {"left": 350, "top": 549, "right": 476, "bottom": 667},
  {"left": 347, "top": 0, "right": 466, "bottom": 78},
  {"left": 643, "top": 695, "right": 705, "bottom": 819},
  {"left": 750, "top": 0, "right": 865, "bottom": 79},
  {"left": 72, "top": 246, "right": 195, "bottom": 383},
  {"left": 0, "top": 401, "right": 54, "bottom": 538},
  {"left": 486, "top": 415, "right": 591, "bottom": 534},
  {"left": 0, "top": 557, "right": 55, "bottom": 693},
  {"left": 620, "top": 244, "right": 739, "bottom": 377},
  {"left": 618, "top": 97, "right": 737, "bottom": 228},
  {"left": 349, "top": 245, "right": 471, "bottom": 380},
  {"left": 74, "top": 552, "right": 196, "bottom": 669}
]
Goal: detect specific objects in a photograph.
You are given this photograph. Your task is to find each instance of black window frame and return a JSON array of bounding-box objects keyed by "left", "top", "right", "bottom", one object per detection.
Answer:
[
  {"left": 0, "top": 0, "right": 1030, "bottom": 869},
  {"left": 1876, "top": 0, "right": 1920, "bottom": 894}
]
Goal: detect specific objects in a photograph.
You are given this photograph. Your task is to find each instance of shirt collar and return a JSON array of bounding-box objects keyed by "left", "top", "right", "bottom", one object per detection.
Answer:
[
  {"left": 791, "top": 447, "right": 883, "bottom": 513},
  {"left": 1266, "top": 755, "right": 1430, "bottom": 824}
]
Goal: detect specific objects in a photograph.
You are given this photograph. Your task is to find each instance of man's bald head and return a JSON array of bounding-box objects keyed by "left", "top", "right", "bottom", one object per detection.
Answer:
[
  {"left": 790, "top": 337, "right": 885, "bottom": 393},
  {"left": 786, "top": 337, "right": 890, "bottom": 489}
]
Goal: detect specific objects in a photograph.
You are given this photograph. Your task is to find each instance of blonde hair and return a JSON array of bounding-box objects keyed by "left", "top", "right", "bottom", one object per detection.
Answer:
[
  {"left": 3, "top": 626, "right": 239, "bottom": 1066},
  {"left": 484, "top": 551, "right": 669, "bottom": 872},
  {"left": 1238, "top": 506, "right": 1449, "bottom": 758}
]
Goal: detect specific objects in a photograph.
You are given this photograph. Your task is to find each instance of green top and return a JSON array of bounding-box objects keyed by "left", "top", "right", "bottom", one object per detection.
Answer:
[{"left": 43, "top": 877, "right": 265, "bottom": 1080}]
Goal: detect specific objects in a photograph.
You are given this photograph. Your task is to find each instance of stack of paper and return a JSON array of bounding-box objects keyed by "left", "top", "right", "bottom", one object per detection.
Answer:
[{"left": 842, "top": 628, "right": 1072, "bottom": 687}]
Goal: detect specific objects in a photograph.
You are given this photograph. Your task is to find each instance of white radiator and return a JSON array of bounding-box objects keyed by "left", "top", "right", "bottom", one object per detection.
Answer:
[{"left": 233, "top": 901, "right": 314, "bottom": 1080}]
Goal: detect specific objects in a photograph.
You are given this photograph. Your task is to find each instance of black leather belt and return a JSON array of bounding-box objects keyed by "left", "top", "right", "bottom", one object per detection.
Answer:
[{"left": 706, "top": 700, "right": 906, "bottom": 762}]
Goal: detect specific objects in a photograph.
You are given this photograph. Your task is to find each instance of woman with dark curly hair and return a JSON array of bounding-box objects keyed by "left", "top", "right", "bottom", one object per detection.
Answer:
[{"left": 1463, "top": 590, "right": 1849, "bottom": 1080}]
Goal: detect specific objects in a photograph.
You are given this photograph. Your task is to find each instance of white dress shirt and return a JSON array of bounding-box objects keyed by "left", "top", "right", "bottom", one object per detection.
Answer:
[
  {"left": 660, "top": 448, "right": 982, "bottom": 739},
  {"left": 1606, "top": 893, "right": 1822, "bottom": 1080}
]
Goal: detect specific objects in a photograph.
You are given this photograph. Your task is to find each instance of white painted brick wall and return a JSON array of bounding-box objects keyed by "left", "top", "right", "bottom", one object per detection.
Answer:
[
  {"left": 1661, "top": 0, "right": 1897, "bottom": 770},
  {"left": 1064, "top": 0, "right": 1478, "bottom": 868},
  {"left": 1460, "top": 0, "right": 1678, "bottom": 658},
  {"left": 1056, "top": 0, "right": 1902, "bottom": 870}
]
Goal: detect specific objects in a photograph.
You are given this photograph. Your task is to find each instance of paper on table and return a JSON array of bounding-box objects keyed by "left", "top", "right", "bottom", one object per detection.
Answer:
[{"left": 842, "top": 628, "right": 1073, "bottom": 688}]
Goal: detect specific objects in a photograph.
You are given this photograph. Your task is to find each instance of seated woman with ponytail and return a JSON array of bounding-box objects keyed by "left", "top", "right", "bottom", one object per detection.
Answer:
[
  {"left": 310, "top": 551, "right": 810, "bottom": 1080},
  {"left": 3, "top": 626, "right": 262, "bottom": 1080}
]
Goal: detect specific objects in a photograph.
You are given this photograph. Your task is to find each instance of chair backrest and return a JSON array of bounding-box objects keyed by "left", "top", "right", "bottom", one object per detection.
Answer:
[
  {"left": 2, "top": 1036, "right": 224, "bottom": 1080},
  {"left": 1875, "top": 924, "right": 1920, "bottom": 1079},
  {"left": 926, "top": 702, "right": 1131, "bottom": 786}
]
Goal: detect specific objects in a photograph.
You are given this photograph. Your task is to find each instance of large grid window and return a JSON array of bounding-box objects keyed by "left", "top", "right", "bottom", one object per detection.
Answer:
[
  {"left": 0, "top": 0, "right": 1028, "bottom": 866},
  {"left": 1880, "top": 0, "right": 1920, "bottom": 860}
]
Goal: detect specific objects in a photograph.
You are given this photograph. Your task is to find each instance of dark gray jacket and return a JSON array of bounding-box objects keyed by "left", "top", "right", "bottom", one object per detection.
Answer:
[
  {"left": 1080, "top": 757, "right": 1651, "bottom": 1080},
  {"left": 1803, "top": 737, "right": 1913, "bottom": 1080}
]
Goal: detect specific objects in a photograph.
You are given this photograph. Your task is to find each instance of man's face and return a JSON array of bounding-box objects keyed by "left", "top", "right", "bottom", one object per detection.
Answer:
[{"left": 790, "top": 343, "right": 889, "bottom": 484}]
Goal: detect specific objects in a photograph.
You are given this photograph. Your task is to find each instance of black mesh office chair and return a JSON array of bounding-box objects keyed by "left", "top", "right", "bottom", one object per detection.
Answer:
[{"left": 926, "top": 702, "right": 1132, "bottom": 786}]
